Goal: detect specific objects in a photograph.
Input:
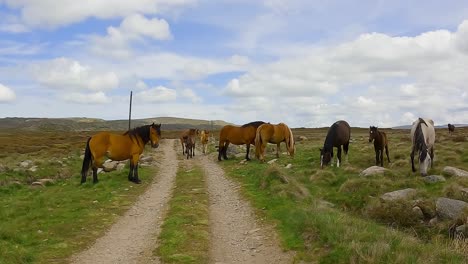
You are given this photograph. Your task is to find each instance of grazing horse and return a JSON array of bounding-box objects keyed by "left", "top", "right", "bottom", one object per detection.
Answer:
[
  {"left": 200, "top": 130, "right": 210, "bottom": 154},
  {"left": 255, "top": 123, "right": 295, "bottom": 162},
  {"left": 448, "top": 123, "right": 455, "bottom": 135},
  {"left": 180, "top": 129, "right": 198, "bottom": 155},
  {"left": 368, "top": 126, "right": 390, "bottom": 167},
  {"left": 218, "top": 121, "right": 265, "bottom": 161},
  {"left": 410, "top": 118, "right": 435, "bottom": 176},
  {"left": 320, "top": 120, "right": 351, "bottom": 168},
  {"left": 183, "top": 135, "right": 195, "bottom": 159},
  {"left": 81, "top": 123, "right": 161, "bottom": 184}
]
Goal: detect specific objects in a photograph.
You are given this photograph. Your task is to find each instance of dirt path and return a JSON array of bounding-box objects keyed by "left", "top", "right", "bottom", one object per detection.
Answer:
[
  {"left": 69, "top": 139, "right": 178, "bottom": 264},
  {"left": 199, "top": 154, "right": 293, "bottom": 264}
]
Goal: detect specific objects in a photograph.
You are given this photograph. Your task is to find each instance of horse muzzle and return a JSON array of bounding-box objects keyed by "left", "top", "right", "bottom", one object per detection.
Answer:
[{"left": 151, "top": 142, "right": 159, "bottom": 148}]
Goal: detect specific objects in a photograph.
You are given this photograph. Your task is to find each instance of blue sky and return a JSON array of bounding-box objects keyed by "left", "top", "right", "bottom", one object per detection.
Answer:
[{"left": 1, "top": 0, "right": 468, "bottom": 127}]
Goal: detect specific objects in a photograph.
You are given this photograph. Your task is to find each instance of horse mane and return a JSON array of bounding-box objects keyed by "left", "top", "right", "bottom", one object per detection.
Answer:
[
  {"left": 414, "top": 118, "right": 428, "bottom": 161},
  {"left": 241, "top": 121, "right": 265, "bottom": 128},
  {"left": 324, "top": 122, "right": 339, "bottom": 152},
  {"left": 124, "top": 124, "right": 160, "bottom": 145}
]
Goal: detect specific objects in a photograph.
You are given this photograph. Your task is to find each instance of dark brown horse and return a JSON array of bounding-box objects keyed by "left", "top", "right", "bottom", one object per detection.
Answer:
[
  {"left": 319, "top": 120, "right": 350, "bottom": 168},
  {"left": 218, "top": 121, "right": 265, "bottom": 161},
  {"left": 180, "top": 129, "right": 198, "bottom": 155},
  {"left": 448, "top": 123, "right": 455, "bottom": 135},
  {"left": 81, "top": 123, "right": 161, "bottom": 184},
  {"left": 368, "top": 126, "right": 390, "bottom": 167},
  {"left": 183, "top": 134, "right": 195, "bottom": 159}
]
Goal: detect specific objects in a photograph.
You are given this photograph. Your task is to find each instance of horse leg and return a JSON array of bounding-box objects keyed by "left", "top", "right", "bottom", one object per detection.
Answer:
[
  {"left": 410, "top": 148, "right": 416, "bottom": 172},
  {"left": 133, "top": 163, "right": 141, "bottom": 184},
  {"left": 246, "top": 144, "right": 251, "bottom": 161},
  {"left": 430, "top": 147, "right": 434, "bottom": 168},
  {"left": 385, "top": 144, "right": 391, "bottom": 163},
  {"left": 374, "top": 145, "right": 379, "bottom": 165},
  {"left": 181, "top": 138, "right": 185, "bottom": 155},
  {"left": 223, "top": 142, "right": 229, "bottom": 160},
  {"left": 128, "top": 162, "right": 134, "bottom": 181},
  {"left": 380, "top": 148, "right": 384, "bottom": 167},
  {"left": 337, "top": 146, "right": 342, "bottom": 167},
  {"left": 343, "top": 142, "right": 349, "bottom": 163},
  {"left": 92, "top": 167, "right": 98, "bottom": 183},
  {"left": 276, "top": 143, "right": 280, "bottom": 158}
]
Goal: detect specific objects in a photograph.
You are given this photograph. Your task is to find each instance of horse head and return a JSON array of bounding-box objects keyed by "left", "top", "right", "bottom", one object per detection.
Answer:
[
  {"left": 319, "top": 148, "right": 332, "bottom": 169},
  {"left": 149, "top": 123, "right": 161, "bottom": 148},
  {"left": 369, "top": 126, "right": 378, "bottom": 143}
]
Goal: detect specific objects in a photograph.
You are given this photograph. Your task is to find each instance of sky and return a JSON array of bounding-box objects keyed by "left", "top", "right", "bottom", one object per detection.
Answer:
[{"left": 0, "top": 0, "right": 468, "bottom": 127}]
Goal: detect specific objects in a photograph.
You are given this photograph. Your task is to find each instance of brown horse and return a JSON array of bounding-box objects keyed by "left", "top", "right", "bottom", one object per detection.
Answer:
[
  {"left": 81, "top": 123, "right": 161, "bottom": 184},
  {"left": 218, "top": 121, "right": 265, "bottom": 161},
  {"left": 320, "top": 120, "right": 350, "bottom": 168},
  {"left": 368, "top": 126, "right": 390, "bottom": 167},
  {"left": 448, "top": 123, "right": 455, "bottom": 135},
  {"left": 200, "top": 130, "right": 210, "bottom": 154},
  {"left": 183, "top": 134, "right": 195, "bottom": 159},
  {"left": 255, "top": 123, "right": 295, "bottom": 162},
  {"left": 180, "top": 129, "right": 198, "bottom": 155}
]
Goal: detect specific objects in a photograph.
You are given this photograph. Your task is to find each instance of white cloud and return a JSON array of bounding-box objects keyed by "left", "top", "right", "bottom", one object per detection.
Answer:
[
  {"left": 2, "top": 0, "right": 196, "bottom": 28},
  {"left": 89, "top": 14, "right": 171, "bottom": 58},
  {"left": 31, "top": 57, "right": 119, "bottom": 91},
  {"left": 180, "top": 88, "right": 202, "bottom": 103},
  {"left": 0, "top": 23, "right": 29, "bottom": 33},
  {"left": 0, "top": 83, "right": 16, "bottom": 102},
  {"left": 136, "top": 80, "right": 148, "bottom": 90},
  {"left": 134, "top": 86, "right": 177, "bottom": 102},
  {"left": 63, "top": 92, "right": 111, "bottom": 104}
]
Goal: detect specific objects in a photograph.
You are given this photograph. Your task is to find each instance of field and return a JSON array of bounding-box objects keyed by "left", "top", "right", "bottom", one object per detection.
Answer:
[
  {"left": 0, "top": 126, "right": 467, "bottom": 263},
  {"left": 216, "top": 126, "right": 468, "bottom": 262}
]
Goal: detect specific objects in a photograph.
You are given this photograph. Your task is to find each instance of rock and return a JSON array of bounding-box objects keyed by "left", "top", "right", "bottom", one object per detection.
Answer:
[
  {"left": 285, "top": 164, "right": 292, "bottom": 169},
  {"left": 239, "top": 159, "right": 248, "bottom": 164},
  {"left": 412, "top": 206, "right": 424, "bottom": 219},
  {"left": 37, "top": 179, "right": 55, "bottom": 185},
  {"left": 97, "top": 168, "right": 104, "bottom": 174},
  {"left": 297, "top": 136, "right": 308, "bottom": 141},
  {"left": 461, "top": 188, "right": 468, "bottom": 200},
  {"left": 140, "top": 156, "right": 153, "bottom": 163},
  {"left": 429, "top": 217, "right": 438, "bottom": 226},
  {"left": 29, "top": 166, "right": 38, "bottom": 172},
  {"left": 103, "top": 161, "right": 118, "bottom": 172},
  {"left": 455, "top": 225, "right": 468, "bottom": 237},
  {"left": 31, "top": 181, "right": 45, "bottom": 187},
  {"left": 423, "top": 175, "right": 446, "bottom": 183},
  {"left": 116, "top": 163, "right": 126, "bottom": 171},
  {"left": 380, "top": 188, "right": 417, "bottom": 202},
  {"left": 360, "top": 166, "right": 388, "bottom": 177},
  {"left": 267, "top": 159, "right": 277, "bottom": 164},
  {"left": 20, "top": 160, "right": 33, "bottom": 168},
  {"left": 436, "top": 197, "right": 468, "bottom": 220},
  {"left": 443, "top": 166, "right": 468, "bottom": 178}
]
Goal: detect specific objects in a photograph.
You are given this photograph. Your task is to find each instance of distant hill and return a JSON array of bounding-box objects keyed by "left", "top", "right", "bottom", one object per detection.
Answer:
[
  {"left": 0, "top": 117, "right": 232, "bottom": 131},
  {"left": 392, "top": 124, "right": 468, "bottom": 129}
]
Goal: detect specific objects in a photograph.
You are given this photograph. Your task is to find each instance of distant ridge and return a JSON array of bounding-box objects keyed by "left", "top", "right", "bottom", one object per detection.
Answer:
[
  {"left": 392, "top": 124, "right": 468, "bottom": 129},
  {"left": 0, "top": 117, "right": 233, "bottom": 131}
]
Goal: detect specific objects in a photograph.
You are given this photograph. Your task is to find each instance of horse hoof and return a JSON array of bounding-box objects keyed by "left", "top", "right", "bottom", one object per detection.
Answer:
[{"left": 133, "top": 180, "right": 141, "bottom": 184}]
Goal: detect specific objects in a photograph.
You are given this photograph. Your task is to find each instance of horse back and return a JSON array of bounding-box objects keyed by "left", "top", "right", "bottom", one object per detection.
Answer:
[
  {"left": 411, "top": 118, "right": 435, "bottom": 148},
  {"left": 90, "top": 132, "right": 138, "bottom": 161},
  {"left": 220, "top": 125, "right": 256, "bottom": 145},
  {"left": 334, "top": 121, "right": 351, "bottom": 146}
]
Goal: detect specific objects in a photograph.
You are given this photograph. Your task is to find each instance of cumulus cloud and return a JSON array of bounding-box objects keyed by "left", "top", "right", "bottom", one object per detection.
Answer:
[
  {"left": 31, "top": 57, "right": 119, "bottom": 91},
  {"left": 63, "top": 92, "right": 111, "bottom": 104},
  {"left": 2, "top": 0, "right": 196, "bottom": 28},
  {"left": 89, "top": 14, "right": 171, "bottom": 58},
  {"left": 134, "top": 86, "right": 177, "bottom": 102},
  {"left": 0, "top": 83, "right": 16, "bottom": 102},
  {"left": 180, "top": 88, "right": 202, "bottom": 103}
]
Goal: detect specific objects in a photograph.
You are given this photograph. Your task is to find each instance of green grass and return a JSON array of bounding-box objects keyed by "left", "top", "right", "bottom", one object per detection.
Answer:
[
  {"left": 219, "top": 127, "right": 468, "bottom": 263},
  {"left": 0, "top": 129, "right": 160, "bottom": 264},
  {"left": 156, "top": 163, "right": 210, "bottom": 264}
]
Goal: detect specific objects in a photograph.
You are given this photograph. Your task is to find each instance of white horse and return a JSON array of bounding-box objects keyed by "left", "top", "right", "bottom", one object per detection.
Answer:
[{"left": 410, "top": 118, "right": 435, "bottom": 176}]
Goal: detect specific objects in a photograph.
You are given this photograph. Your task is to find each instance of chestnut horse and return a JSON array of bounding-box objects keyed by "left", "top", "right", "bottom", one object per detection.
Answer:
[
  {"left": 320, "top": 120, "right": 350, "bottom": 168},
  {"left": 81, "top": 123, "right": 161, "bottom": 184},
  {"left": 255, "top": 123, "right": 295, "bottom": 162},
  {"left": 200, "top": 130, "right": 210, "bottom": 154},
  {"left": 368, "top": 126, "right": 390, "bottom": 167},
  {"left": 410, "top": 118, "right": 435, "bottom": 176},
  {"left": 218, "top": 121, "right": 265, "bottom": 161},
  {"left": 180, "top": 129, "right": 198, "bottom": 156}
]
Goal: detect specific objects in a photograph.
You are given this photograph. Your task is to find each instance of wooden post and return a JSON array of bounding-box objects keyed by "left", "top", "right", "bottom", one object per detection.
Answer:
[{"left": 128, "top": 91, "right": 133, "bottom": 130}]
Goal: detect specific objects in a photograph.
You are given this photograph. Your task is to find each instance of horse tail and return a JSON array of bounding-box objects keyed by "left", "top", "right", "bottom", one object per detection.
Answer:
[
  {"left": 81, "top": 137, "right": 92, "bottom": 181},
  {"left": 287, "top": 124, "right": 295, "bottom": 156},
  {"left": 255, "top": 125, "right": 263, "bottom": 158}
]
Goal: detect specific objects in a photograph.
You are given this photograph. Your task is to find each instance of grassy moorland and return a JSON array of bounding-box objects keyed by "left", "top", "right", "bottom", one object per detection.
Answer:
[
  {"left": 0, "top": 129, "right": 159, "bottom": 264},
  {"left": 156, "top": 161, "right": 210, "bottom": 263},
  {"left": 218, "top": 127, "right": 468, "bottom": 263}
]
